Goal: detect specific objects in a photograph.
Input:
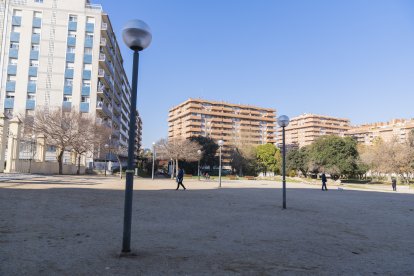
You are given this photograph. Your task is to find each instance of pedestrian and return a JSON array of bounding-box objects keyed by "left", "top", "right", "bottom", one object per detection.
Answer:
[
  {"left": 392, "top": 177, "right": 397, "bottom": 192},
  {"left": 176, "top": 167, "right": 186, "bottom": 190},
  {"left": 321, "top": 173, "right": 328, "bottom": 191}
]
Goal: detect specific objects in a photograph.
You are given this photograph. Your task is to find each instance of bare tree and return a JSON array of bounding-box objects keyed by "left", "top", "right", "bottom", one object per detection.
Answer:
[{"left": 32, "top": 106, "right": 80, "bottom": 174}]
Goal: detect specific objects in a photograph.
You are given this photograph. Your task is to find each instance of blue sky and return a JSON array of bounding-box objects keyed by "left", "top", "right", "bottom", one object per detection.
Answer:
[{"left": 97, "top": 0, "right": 414, "bottom": 148}]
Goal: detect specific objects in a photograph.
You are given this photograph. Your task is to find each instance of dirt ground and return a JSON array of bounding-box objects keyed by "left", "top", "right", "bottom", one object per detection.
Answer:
[{"left": 1, "top": 175, "right": 413, "bottom": 275}]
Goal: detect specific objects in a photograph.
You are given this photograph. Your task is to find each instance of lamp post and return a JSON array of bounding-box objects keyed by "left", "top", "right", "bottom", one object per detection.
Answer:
[
  {"left": 197, "top": 149, "right": 202, "bottom": 180},
  {"left": 152, "top": 142, "right": 155, "bottom": 180},
  {"left": 277, "top": 115, "right": 290, "bottom": 209},
  {"left": 104, "top": 143, "right": 109, "bottom": 176},
  {"left": 218, "top": 140, "right": 224, "bottom": 188},
  {"left": 121, "top": 19, "right": 152, "bottom": 254}
]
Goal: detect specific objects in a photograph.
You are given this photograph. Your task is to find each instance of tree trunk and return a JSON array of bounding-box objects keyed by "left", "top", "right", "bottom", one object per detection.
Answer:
[
  {"left": 57, "top": 150, "right": 64, "bottom": 175},
  {"left": 77, "top": 155, "right": 81, "bottom": 175}
]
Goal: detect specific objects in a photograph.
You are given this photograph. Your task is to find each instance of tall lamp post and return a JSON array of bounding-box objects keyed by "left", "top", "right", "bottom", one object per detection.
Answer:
[
  {"left": 121, "top": 19, "right": 152, "bottom": 254},
  {"left": 218, "top": 140, "right": 224, "bottom": 188},
  {"left": 152, "top": 142, "right": 156, "bottom": 180},
  {"left": 104, "top": 143, "right": 109, "bottom": 176},
  {"left": 277, "top": 115, "right": 290, "bottom": 209},
  {"left": 197, "top": 149, "right": 202, "bottom": 180}
]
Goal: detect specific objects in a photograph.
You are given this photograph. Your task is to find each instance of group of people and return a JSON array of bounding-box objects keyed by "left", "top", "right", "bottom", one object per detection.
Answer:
[{"left": 321, "top": 173, "right": 398, "bottom": 192}]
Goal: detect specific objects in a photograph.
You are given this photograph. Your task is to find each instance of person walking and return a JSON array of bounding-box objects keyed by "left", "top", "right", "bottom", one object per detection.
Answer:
[
  {"left": 176, "top": 167, "right": 186, "bottom": 190},
  {"left": 392, "top": 177, "right": 397, "bottom": 192},
  {"left": 321, "top": 173, "right": 328, "bottom": 191}
]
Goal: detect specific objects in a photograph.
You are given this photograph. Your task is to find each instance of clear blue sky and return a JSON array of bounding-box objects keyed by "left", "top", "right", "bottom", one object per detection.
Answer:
[{"left": 97, "top": 0, "right": 414, "bottom": 149}]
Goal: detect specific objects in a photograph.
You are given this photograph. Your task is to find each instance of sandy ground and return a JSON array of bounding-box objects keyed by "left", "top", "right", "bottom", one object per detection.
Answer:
[{"left": 1, "top": 175, "right": 413, "bottom": 275}]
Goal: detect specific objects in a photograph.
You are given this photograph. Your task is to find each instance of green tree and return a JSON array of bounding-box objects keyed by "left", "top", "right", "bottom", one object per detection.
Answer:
[
  {"left": 308, "top": 135, "right": 359, "bottom": 179},
  {"left": 230, "top": 144, "right": 257, "bottom": 176},
  {"left": 286, "top": 146, "right": 309, "bottom": 177},
  {"left": 256, "top": 143, "right": 281, "bottom": 176},
  {"left": 190, "top": 136, "right": 218, "bottom": 170}
]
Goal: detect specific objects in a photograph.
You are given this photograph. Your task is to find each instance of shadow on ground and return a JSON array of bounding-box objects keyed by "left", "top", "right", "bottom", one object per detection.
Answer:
[{"left": 1, "top": 184, "right": 413, "bottom": 275}]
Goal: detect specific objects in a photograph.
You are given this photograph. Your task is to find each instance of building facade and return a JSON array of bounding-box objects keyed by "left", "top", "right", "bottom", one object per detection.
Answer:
[
  {"left": 168, "top": 98, "right": 277, "bottom": 166},
  {"left": 0, "top": 0, "right": 141, "bottom": 156},
  {"left": 277, "top": 113, "right": 351, "bottom": 148},
  {"left": 346, "top": 118, "right": 414, "bottom": 145}
]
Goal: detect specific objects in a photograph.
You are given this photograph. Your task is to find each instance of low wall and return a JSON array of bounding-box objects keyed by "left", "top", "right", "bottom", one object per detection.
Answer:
[{"left": 16, "top": 160, "right": 86, "bottom": 174}]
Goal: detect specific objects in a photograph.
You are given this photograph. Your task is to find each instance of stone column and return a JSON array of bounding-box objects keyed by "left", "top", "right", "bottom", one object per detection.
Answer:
[
  {"left": 36, "top": 134, "right": 46, "bottom": 162},
  {"left": 0, "top": 113, "right": 9, "bottom": 172},
  {"left": 5, "top": 117, "right": 22, "bottom": 173}
]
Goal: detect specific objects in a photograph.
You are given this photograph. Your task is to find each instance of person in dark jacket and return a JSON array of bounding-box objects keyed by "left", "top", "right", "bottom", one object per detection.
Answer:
[
  {"left": 321, "top": 173, "right": 328, "bottom": 191},
  {"left": 176, "top": 167, "right": 186, "bottom": 190},
  {"left": 392, "top": 177, "right": 397, "bottom": 191}
]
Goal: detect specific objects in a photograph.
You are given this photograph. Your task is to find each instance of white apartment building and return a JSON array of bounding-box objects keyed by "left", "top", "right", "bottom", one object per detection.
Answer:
[{"left": 0, "top": 0, "right": 140, "bottom": 154}]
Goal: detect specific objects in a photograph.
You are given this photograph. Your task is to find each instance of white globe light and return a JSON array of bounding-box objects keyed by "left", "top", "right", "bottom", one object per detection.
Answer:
[
  {"left": 218, "top": 140, "right": 224, "bottom": 147},
  {"left": 122, "top": 19, "right": 152, "bottom": 51},
  {"left": 197, "top": 150, "right": 202, "bottom": 154},
  {"left": 277, "top": 115, "right": 290, "bottom": 127}
]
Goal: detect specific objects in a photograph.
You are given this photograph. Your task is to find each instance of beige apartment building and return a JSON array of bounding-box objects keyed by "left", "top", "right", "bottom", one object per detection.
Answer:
[
  {"left": 168, "top": 98, "right": 277, "bottom": 166},
  {"left": 0, "top": 0, "right": 142, "bottom": 162},
  {"left": 346, "top": 118, "right": 414, "bottom": 145},
  {"left": 277, "top": 113, "right": 351, "bottom": 148}
]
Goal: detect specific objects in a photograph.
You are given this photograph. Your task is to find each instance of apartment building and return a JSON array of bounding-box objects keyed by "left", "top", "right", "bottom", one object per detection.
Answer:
[
  {"left": 168, "top": 98, "right": 277, "bottom": 167},
  {"left": 277, "top": 113, "right": 351, "bottom": 148},
  {"left": 346, "top": 118, "right": 414, "bottom": 145},
  {"left": 0, "top": 0, "right": 140, "bottom": 156},
  {"left": 135, "top": 110, "right": 142, "bottom": 155}
]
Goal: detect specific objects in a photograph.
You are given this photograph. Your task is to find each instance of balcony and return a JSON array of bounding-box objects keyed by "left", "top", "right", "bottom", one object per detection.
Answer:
[
  {"left": 62, "top": 101, "right": 72, "bottom": 111},
  {"left": 10, "top": 32, "right": 20, "bottom": 42},
  {"left": 33, "top": 17, "right": 42, "bottom": 28},
  {"left": 26, "top": 100, "right": 35, "bottom": 110},
  {"left": 64, "top": 86, "right": 73, "bottom": 95},
  {"left": 80, "top": 102, "right": 89, "bottom": 113},
  {"left": 86, "top": 23, "right": 94, "bottom": 33},
  {"left": 82, "top": 70, "right": 91, "bottom": 80},
  {"left": 9, "top": 48, "right": 18, "bottom": 58},
  {"left": 67, "top": 36, "right": 76, "bottom": 46},
  {"left": 97, "top": 85, "right": 110, "bottom": 100},
  {"left": 99, "top": 53, "right": 105, "bottom": 61},
  {"left": 6, "top": 81, "right": 16, "bottom": 92},
  {"left": 65, "top": 69, "right": 74, "bottom": 78},
  {"left": 83, "top": 54, "right": 92, "bottom": 64},
  {"left": 30, "top": 50, "right": 39, "bottom": 60},
  {"left": 84, "top": 38, "right": 93, "bottom": 47},
  {"left": 112, "top": 115, "right": 120, "bottom": 126},
  {"left": 27, "top": 82, "right": 37, "bottom": 93},
  {"left": 101, "top": 23, "right": 107, "bottom": 30},
  {"left": 4, "top": 98, "right": 14, "bottom": 109},
  {"left": 12, "top": 16, "right": 21, "bottom": 26},
  {"left": 31, "top": 34, "right": 40, "bottom": 44},
  {"left": 100, "top": 37, "right": 107, "bottom": 46},
  {"left": 7, "top": 64, "right": 17, "bottom": 75},
  {"left": 96, "top": 101, "right": 111, "bottom": 118},
  {"left": 66, "top": 53, "right": 75, "bottom": 62},
  {"left": 68, "top": 21, "right": 77, "bottom": 31},
  {"left": 81, "top": 86, "right": 90, "bottom": 96}
]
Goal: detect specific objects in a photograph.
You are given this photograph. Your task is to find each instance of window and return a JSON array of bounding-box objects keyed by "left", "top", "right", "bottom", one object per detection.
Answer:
[
  {"left": 34, "top": 0, "right": 44, "bottom": 3},
  {"left": 68, "top": 30, "right": 76, "bottom": 37},
  {"left": 67, "top": 46, "right": 75, "bottom": 53},
  {"left": 81, "top": 96, "right": 90, "bottom": 103},
  {"left": 10, "top": 42, "right": 19, "bottom": 49},
  {"left": 32, "top": 27, "right": 41, "bottom": 34},
  {"left": 31, "top": 44, "right": 40, "bottom": 51},
  {"left": 69, "top": 15, "right": 77, "bottom": 22},
  {"left": 85, "top": 34, "right": 93, "bottom": 40},
  {"left": 30, "top": 60, "right": 39, "bottom": 67},
  {"left": 27, "top": 94, "right": 36, "bottom": 100},
  {"left": 84, "top": 47, "right": 92, "bottom": 54},
  {"left": 66, "top": 62, "right": 74, "bottom": 69},
  {"left": 9, "top": 58, "right": 17, "bottom": 65},
  {"left": 34, "top": 11, "right": 42, "bottom": 18},
  {"left": 6, "top": 92, "right": 15, "bottom": 98},
  {"left": 63, "top": 96, "right": 72, "bottom": 102},
  {"left": 86, "top": 17, "right": 95, "bottom": 24},
  {"left": 65, "top": 79, "right": 73, "bottom": 86}
]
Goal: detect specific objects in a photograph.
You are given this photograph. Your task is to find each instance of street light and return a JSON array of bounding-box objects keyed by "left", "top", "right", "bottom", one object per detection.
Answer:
[
  {"left": 277, "top": 115, "right": 290, "bottom": 209},
  {"left": 218, "top": 139, "right": 224, "bottom": 188},
  {"left": 121, "top": 19, "right": 152, "bottom": 254},
  {"left": 104, "top": 143, "right": 109, "bottom": 176},
  {"left": 197, "top": 149, "right": 202, "bottom": 180},
  {"left": 152, "top": 142, "right": 156, "bottom": 180}
]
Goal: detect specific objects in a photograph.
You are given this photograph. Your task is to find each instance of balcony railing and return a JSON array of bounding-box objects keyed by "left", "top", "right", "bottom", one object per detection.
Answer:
[{"left": 101, "top": 23, "right": 107, "bottom": 30}]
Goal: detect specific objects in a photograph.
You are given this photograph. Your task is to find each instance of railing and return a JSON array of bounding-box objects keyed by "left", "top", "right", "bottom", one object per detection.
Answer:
[{"left": 101, "top": 22, "right": 108, "bottom": 30}]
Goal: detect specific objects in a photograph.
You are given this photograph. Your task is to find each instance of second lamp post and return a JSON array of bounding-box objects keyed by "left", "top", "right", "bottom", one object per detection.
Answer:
[
  {"left": 277, "top": 115, "right": 290, "bottom": 209},
  {"left": 218, "top": 139, "right": 224, "bottom": 187}
]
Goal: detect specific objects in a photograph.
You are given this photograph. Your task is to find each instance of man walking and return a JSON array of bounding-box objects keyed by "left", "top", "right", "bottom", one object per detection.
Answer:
[
  {"left": 176, "top": 167, "right": 186, "bottom": 190},
  {"left": 321, "top": 173, "right": 328, "bottom": 191},
  {"left": 392, "top": 177, "right": 397, "bottom": 192}
]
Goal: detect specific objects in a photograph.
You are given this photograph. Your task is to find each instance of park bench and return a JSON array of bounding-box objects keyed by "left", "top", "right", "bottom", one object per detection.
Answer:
[
  {"left": 245, "top": 176, "right": 255, "bottom": 180},
  {"left": 229, "top": 175, "right": 237, "bottom": 180}
]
